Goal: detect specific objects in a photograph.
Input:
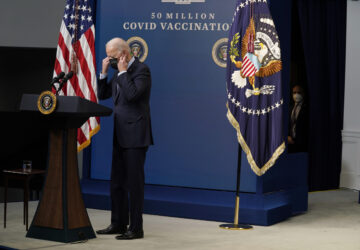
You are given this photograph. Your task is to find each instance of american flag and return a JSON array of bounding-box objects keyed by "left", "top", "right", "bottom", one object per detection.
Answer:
[{"left": 54, "top": 0, "right": 99, "bottom": 151}]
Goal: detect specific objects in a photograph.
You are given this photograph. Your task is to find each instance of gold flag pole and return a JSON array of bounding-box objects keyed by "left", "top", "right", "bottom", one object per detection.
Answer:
[{"left": 219, "top": 145, "right": 253, "bottom": 230}]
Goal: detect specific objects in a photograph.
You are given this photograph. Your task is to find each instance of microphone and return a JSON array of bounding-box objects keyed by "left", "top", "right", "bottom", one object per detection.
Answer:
[
  {"left": 50, "top": 72, "right": 65, "bottom": 86},
  {"left": 56, "top": 71, "right": 74, "bottom": 95},
  {"left": 62, "top": 71, "right": 74, "bottom": 83}
]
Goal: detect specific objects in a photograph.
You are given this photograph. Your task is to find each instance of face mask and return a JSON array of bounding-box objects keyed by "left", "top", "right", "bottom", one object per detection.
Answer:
[
  {"left": 293, "top": 93, "right": 303, "bottom": 103},
  {"left": 109, "top": 58, "right": 118, "bottom": 70}
]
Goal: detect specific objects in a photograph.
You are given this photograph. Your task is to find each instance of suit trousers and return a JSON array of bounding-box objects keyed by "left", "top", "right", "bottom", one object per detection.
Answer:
[{"left": 110, "top": 135, "right": 147, "bottom": 232}]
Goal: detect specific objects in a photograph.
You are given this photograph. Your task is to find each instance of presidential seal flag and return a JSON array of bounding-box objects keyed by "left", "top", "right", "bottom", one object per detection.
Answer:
[
  {"left": 226, "top": 0, "right": 285, "bottom": 176},
  {"left": 54, "top": 0, "right": 99, "bottom": 151}
]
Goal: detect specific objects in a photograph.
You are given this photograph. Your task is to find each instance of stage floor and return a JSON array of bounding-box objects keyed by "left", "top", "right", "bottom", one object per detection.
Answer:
[{"left": 1, "top": 189, "right": 360, "bottom": 250}]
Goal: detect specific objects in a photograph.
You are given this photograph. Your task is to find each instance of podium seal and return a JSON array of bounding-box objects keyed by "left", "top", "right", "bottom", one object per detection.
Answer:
[{"left": 37, "top": 91, "right": 57, "bottom": 115}]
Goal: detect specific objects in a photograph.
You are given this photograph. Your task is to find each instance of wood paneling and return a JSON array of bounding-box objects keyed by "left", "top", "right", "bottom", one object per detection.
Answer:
[{"left": 33, "top": 129, "right": 63, "bottom": 229}]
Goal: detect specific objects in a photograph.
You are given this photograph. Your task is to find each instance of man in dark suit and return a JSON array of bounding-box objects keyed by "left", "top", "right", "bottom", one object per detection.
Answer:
[
  {"left": 288, "top": 85, "right": 308, "bottom": 153},
  {"left": 96, "top": 37, "right": 153, "bottom": 240}
]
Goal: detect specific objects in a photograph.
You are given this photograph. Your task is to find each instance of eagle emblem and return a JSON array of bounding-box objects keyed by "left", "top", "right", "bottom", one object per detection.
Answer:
[{"left": 230, "top": 17, "right": 282, "bottom": 98}]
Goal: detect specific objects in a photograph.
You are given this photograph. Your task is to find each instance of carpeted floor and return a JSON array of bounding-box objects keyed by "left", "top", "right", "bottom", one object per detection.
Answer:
[{"left": 1, "top": 189, "right": 360, "bottom": 250}]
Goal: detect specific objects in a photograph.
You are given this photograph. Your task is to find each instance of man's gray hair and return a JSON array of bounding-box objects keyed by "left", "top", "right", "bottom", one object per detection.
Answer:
[{"left": 106, "top": 37, "right": 130, "bottom": 53}]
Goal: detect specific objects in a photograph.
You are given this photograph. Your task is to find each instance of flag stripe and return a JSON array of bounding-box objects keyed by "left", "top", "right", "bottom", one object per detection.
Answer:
[
  {"left": 58, "top": 26, "right": 71, "bottom": 69},
  {"left": 243, "top": 63, "right": 253, "bottom": 74},
  {"left": 244, "top": 65, "right": 255, "bottom": 76},
  {"left": 86, "top": 26, "right": 97, "bottom": 74},
  {"left": 82, "top": 29, "right": 98, "bottom": 99},
  {"left": 58, "top": 30, "right": 86, "bottom": 98},
  {"left": 242, "top": 55, "right": 257, "bottom": 77},
  {"left": 75, "top": 36, "right": 97, "bottom": 102},
  {"left": 243, "top": 63, "right": 255, "bottom": 76}
]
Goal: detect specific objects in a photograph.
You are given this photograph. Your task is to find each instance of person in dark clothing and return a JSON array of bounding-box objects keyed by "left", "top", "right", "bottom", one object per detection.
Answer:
[
  {"left": 95, "top": 37, "right": 153, "bottom": 240},
  {"left": 288, "top": 85, "right": 308, "bottom": 153}
]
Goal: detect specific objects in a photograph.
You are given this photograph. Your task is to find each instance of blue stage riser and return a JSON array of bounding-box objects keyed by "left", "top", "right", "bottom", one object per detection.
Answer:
[
  {"left": 82, "top": 183, "right": 306, "bottom": 226},
  {"left": 82, "top": 151, "right": 308, "bottom": 226},
  {"left": 82, "top": 0, "right": 308, "bottom": 226}
]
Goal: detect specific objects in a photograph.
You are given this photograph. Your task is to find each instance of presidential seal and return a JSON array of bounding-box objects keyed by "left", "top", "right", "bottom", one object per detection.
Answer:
[
  {"left": 127, "top": 36, "right": 149, "bottom": 62},
  {"left": 37, "top": 91, "right": 57, "bottom": 115},
  {"left": 229, "top": 16, "right": 282, "bottom": 98},
  {"left": 212, "top": 38, "right": 228, "bottom": 68}
]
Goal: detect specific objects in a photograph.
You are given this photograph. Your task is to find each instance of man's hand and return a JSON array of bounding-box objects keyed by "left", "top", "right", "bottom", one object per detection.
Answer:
[
  {"left": 118, "top": 55, "right": 128, "bottom": 72},
  {"left": 102, "top": 57, "right": 110, "bottom": 74}
]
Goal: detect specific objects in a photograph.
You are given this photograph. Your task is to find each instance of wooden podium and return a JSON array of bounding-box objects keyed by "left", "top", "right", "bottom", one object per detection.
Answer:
[{"left": 20, "top": 94, "right": 112, "bottom": 243}]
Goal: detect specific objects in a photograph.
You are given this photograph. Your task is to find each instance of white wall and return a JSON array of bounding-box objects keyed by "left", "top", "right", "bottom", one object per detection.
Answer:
[
  {"left": 0, "top": 0, "right": 65, "bottom": 48},
  {"left": 340, "top": 0, "right": 360, "bottom": 190}
]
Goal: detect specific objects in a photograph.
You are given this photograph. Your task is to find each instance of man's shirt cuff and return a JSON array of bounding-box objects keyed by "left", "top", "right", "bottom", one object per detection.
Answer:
[{"left": 99, "top": 73, "right": 107, "bottom": 79}]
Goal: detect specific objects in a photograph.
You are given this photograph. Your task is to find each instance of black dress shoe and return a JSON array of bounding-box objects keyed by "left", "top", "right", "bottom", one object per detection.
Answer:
[
  {"left": 115, "top": 230, "right": 144, "bottom": 240},
  {"left": 96, "top": 224, "right": 127, "bottom": 235}
]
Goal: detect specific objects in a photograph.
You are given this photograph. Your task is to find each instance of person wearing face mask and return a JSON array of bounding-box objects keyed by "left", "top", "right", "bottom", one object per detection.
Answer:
[
  {"left": 288, "top": 85, "right": 308, "bottom": 153},
  {"left": 96, "top": 37, "right": 153, "bottom": 240}
]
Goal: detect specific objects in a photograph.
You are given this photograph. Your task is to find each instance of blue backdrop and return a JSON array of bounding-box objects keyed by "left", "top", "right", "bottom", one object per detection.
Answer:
[{"left": 90, "top": 0, "right": 264, "bottom": 191}]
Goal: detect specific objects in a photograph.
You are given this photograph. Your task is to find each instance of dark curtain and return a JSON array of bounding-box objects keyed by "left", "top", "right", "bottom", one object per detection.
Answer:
[{"left": 295, "top": 0, "right": 346, "bottom": 191}]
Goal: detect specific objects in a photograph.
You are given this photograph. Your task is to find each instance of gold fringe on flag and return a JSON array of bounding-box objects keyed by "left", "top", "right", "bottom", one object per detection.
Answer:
[
  {"left": 77, "top": 124, "right": 101, "bottom": 152},
  {"left": 226, "top": 107, "right": 285, "bottom": 176}
]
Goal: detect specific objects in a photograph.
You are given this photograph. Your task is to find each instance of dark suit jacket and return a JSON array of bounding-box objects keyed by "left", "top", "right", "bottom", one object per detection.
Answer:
[
  {"left": 98, "top": 57, "right": 153, "bottom": 148},
  {"left": 288, "top": 102, "right": 308, "bottom": 152}
]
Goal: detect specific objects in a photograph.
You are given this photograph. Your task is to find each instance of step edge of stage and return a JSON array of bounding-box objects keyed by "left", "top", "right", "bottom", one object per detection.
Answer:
[{"left": 81, "top": 180, "right": 307, "bottom": 226}]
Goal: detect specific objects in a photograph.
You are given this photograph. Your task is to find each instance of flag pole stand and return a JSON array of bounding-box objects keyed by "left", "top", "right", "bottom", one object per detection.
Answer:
[{"left": 219, "top": 145, "right": 253, "bottom": 230}]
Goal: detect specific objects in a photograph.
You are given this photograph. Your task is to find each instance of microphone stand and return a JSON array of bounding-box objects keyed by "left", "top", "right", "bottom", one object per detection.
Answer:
[
  {"left": 50, "top": 72, "right": 65, "bottom": 95},
  {"left": 55, "top": 72, "right": 74, "bottom": 96}
]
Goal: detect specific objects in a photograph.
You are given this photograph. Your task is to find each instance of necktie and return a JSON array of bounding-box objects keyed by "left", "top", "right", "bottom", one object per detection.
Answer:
[
  {"left": 291, "top": 104, "right": 299, "bottom": 138},
  {"left": 291, "top": 103, "right": 299, "bottom": 124}
]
